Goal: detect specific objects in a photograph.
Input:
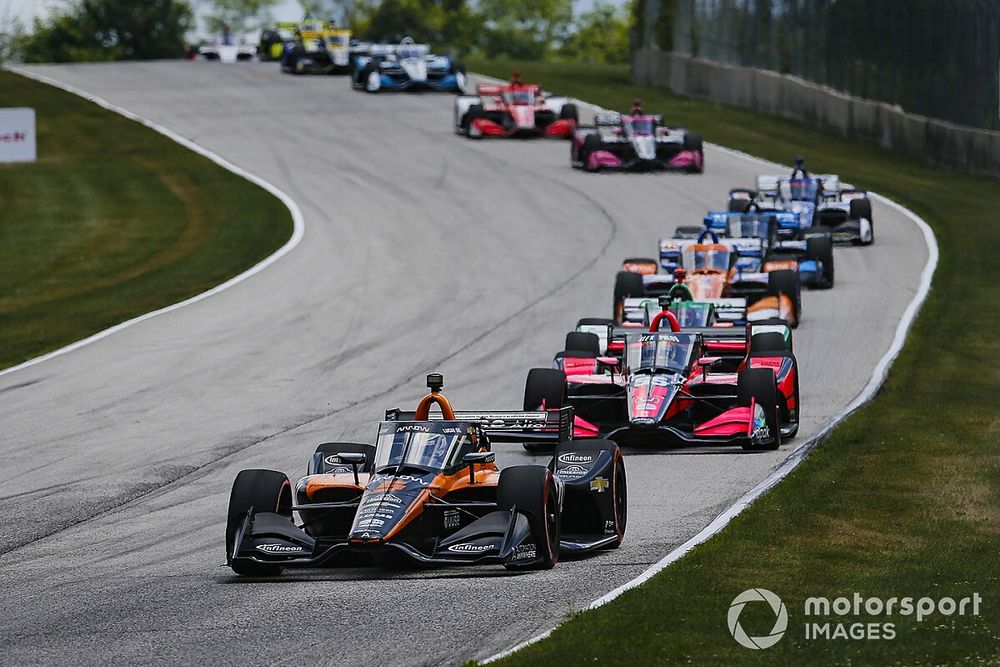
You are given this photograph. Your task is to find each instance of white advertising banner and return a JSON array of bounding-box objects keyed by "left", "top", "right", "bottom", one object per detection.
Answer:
[{"left": 0, "top": 108, "right": 37, "bottom": 163}]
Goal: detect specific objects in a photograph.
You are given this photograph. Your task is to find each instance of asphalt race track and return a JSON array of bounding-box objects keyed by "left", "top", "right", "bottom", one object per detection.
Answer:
[{"left": 1, "top": 62, "right": 929, "bottom": 665}]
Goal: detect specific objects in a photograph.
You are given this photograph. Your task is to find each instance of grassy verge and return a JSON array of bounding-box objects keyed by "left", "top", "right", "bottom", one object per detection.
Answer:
[
  {"left": 0, "top": 70, "right": 292, "bottom": 370},
  {"left": 467, "top": 59, "right": 1000, "bottom": 664}
]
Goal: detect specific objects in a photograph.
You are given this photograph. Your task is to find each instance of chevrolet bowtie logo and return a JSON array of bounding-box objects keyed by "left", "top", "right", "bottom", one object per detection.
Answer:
[{"left": 590, "top": 476, "right": 609, "bottom": 493}]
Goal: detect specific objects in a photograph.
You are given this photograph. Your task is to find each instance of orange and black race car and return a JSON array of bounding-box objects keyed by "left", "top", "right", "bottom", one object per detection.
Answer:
[{"left": 225, "top": 374, "right": 627, "bottom": 575}]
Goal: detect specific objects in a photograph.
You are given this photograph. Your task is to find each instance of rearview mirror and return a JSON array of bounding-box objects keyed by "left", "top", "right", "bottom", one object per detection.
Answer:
[
  {"left": 336, "top": 452, "right": 366, "bottom": 485},
  {"left": 697, "top": 356, "right": 722, "bottom": 379},
  {"left": 463, "top": 451, "right": 495, "bottom": 485}
]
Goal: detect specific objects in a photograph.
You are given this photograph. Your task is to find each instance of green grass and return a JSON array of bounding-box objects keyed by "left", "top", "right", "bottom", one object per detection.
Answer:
[
  {"left": 466, "top": 59, "right": 1000, "bottom": 665},
  {"left": 0, "top": 70, "right": 292, "bottom": 370}
]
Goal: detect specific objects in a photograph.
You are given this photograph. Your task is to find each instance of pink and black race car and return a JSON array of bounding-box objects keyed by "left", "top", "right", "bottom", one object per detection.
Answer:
[
  {"left": 571, "top": 102, "right": 704, "bottom": 173},
  {"left": 522, "top": 310, "right": 798, "bottom": 450},
  {"left": 453, "top": 73, "right": 578, "bottom": 139}
]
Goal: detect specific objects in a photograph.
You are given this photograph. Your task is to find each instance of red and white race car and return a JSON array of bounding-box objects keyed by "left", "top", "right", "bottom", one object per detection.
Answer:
[{"left": 454, "top": 72, "right": 579, "bottom": 139}]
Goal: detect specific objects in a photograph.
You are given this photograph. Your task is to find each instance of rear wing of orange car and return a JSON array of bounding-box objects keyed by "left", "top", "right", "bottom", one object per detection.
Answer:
[{"left": 384, "top": 406, "right": 574, "bottom": 444}]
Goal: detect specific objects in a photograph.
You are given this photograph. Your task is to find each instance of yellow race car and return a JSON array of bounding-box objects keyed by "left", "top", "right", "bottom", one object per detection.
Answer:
[{"left": 278, "top": 18, "right": 355, "bottom": 74}]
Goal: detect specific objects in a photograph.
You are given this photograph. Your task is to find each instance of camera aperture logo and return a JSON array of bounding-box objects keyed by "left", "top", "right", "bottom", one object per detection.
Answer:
[
  {"left": 727, "top": 589, "right": 983, "bottom": 649},
  {"left": 728, "top": 589, "right": 788, "bottom": 650}
]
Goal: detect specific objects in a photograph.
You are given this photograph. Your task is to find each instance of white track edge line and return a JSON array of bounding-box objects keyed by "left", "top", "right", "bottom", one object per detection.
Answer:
[
  {"left": 481, "top": 82, "right": 939, "bottom": 664},
  {"left": 0, "top": 66, "right": 306, "bottom": 379}
]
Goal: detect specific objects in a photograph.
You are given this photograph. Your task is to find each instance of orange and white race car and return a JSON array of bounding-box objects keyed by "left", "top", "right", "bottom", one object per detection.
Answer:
[{"left": 613, "top": 231, "right": 801, "bottom": 327}]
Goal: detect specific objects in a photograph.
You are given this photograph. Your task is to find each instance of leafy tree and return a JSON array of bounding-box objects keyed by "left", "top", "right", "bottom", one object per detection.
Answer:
[
  {"left": 352, "top": 0, "right": 479, "bottom": 53},
  {"left": 560, "top": 0, "right": 631, "bottom": 64},
  {"left": 477, "top": 0, "right": 573, "bottom": 60},
  {"left": 203, "top": 0, "right": 280, "bottom": 34},
  {"left": 300, "top": 0, "right": 353, "bottom": 24},
  {"left": 16, "top": 0, "right": 193, "bottom": 63},
  {"left": 0, "top": 17, "right": 23, "bottom": 64}
]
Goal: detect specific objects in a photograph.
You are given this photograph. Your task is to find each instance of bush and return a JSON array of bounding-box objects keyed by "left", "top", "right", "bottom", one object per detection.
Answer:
[{"left": 15, "top": 0, "right": 193, "bottom": 63}]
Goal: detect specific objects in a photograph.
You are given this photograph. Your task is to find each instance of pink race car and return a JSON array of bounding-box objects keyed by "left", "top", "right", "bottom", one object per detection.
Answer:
[
  {"left": 522, "top": 311, "right": 798, "bottom": 450},
  {"left": 571, "top": 102, "right": 703, "bottom": 173}
]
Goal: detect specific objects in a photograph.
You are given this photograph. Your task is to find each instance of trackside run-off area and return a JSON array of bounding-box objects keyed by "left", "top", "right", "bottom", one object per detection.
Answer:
[
  {"left": 467, "top": 59, "right": 999, "bottom": 666},
  {"left": 0, "top": 70, "right": 292, "bottom": 371}
]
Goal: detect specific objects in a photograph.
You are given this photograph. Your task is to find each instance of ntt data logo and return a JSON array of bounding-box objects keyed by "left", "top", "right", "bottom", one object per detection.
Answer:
[{"left": 728, "top": 589, "right": 788, "bottom": 649}]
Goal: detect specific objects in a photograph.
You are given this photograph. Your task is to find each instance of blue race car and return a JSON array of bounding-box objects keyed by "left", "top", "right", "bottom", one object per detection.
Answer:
[{"left": 351, "top": 37, "right": 466, "bottom": 93}]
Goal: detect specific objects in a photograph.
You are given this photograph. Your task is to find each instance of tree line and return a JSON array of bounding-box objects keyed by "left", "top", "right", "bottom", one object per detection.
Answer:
[{"left": 1, "top": 0, "right": 633, "bottom": 64}]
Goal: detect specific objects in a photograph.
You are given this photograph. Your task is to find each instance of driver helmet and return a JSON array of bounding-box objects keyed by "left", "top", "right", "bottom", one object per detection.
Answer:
[{"left": 791, "top": 156, "right": 809, "bottom": 178}]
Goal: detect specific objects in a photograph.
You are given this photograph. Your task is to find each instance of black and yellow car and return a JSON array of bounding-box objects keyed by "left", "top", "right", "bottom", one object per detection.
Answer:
[{"left": 278, "top": 18, "right": 355, "bottom": 74}]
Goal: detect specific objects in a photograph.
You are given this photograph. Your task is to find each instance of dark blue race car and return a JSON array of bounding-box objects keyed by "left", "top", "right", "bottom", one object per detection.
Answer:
[{"left": 351, "top": 37, "right": 466, "bottom": 93}]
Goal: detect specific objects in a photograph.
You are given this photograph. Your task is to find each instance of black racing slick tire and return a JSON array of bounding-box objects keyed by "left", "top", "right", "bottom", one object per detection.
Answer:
[
  {"left": 226, "top": 469, "right": 293, "bottom": 576},
  {"left": 559, "top": 103, "right": 579, "bottom": 122},
  {"left": 767, "top": 269, "right": 801, "bottom": 325},
  {"left": 361, "top": 63, "right": 380, "bottom": 93},
  {"left": 849, "top": 197, "right": 872, "bottom": 223},
  {"left": 284, "top": 46, "right": 305, "bottom": 74},
  {"left": 682, "top": 133, "right": 704, "bottom": 173},
  {"left": 580, "top": 133, "right": 602, "bottom": 171},
  {"left": 806, "top": 235, "right": 835, "bottom": 288},
  {"left": 523, "top": 369, "right": 566, "bottom": 453},
  {"left": 523, "top": 368, "right": 566, "bottom": 411},
  {"left": 748, "top": 331, "right": 799, "bottom": 439},
  {"left": 464, "top": 104, "right": 485, "bottom": 138},
  {"left": 497, "top": 465, "right": 561, "bottom": 569},
  {"left": 613, "top": 270, "right": 645, "bottom": 322},
  {"left": 737, "top": 368, "right": 781, "bottom": 451},
  {"left": 564, "top": 331, "right": 600, "bottom": 356},
  {"left": 849, "top": 198, "right": 874, "bottom": 245},
  {"left": 682, "top": 132, "right": 703, "bottom": 152}
]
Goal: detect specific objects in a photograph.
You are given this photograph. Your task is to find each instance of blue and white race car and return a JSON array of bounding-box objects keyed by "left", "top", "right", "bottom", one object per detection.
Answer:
[
  {"left": 350, "top": 37, "right": 466, "bottom": 93},
  {"left": 727, "top": 158, "right": 874, "bottom": 245}
]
